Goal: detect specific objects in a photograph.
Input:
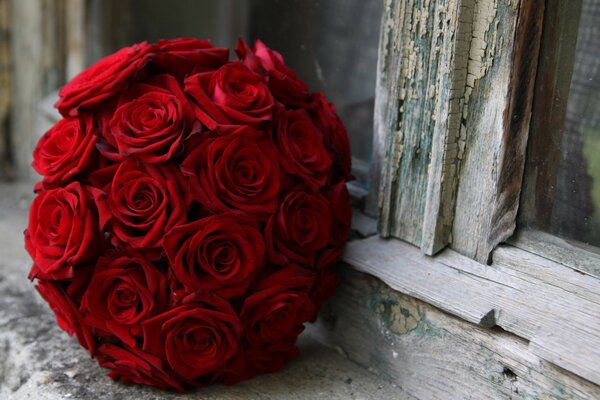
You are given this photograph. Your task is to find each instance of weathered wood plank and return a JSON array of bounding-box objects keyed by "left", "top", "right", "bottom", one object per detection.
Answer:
[
  {"left": 377, "top": 0, "right": 440, "bottom": 245},
  {"left": 309, "top": 268, "right": 600, "bottom": 399},
  {"left": 421, "top": 0, "right": 472, "bottom": 255},
  {"left": 451, "top": 0, "right": 544, "bottom": 263},
  {"left": 343, "top": 235, "right": 600, "bottom": 386},
  {"left": 375, "top": 0, "right": 544, "bottom": 262},
  {"left": 508, "top": 229, "right": 600, "bottom": 280}
]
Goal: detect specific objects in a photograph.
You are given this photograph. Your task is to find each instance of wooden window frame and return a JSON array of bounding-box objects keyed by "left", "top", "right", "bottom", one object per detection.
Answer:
[{"left": 346, "top": 0, "right": 600, "bottom": 388}]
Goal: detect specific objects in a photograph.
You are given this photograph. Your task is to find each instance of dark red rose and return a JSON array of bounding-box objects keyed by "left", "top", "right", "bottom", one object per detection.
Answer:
[
  {"left": 36, "top": 279, "right": 95, "bottom": 352},
  {"left": 56, "top": 42, "right": 153, "bottom": 117},
  {"left": 81, "top": 254, "right": 168, "bottom": 346},
  {"left": 25, "top": 182, "right": 103, "bottom": 279},
  {"left": 310, "top": 93, "right": 352, "bottom": 181},
  {"left": 185, "top": 62, "right": 275, "bottom": 129},
  {"left": 222, "top": 340, "right": 299, "bottom": 385},
  {"left": 181, "top": 126, "right": 279, "bottom": 218},
  {"left": 92, "top": 158, "right": 188, "bottom": 253},
  {"left": 266, "top": 186, "right": 332, "bottom": 267},
  {"left": 327, "top": 182, "right": 352, "bottom": 246},
  {"left": 241, "top": 265, "right": 314, "bottom": 345},
  {"left": 274, "top": 110, "right": 332, "bottom": 191},
  {"left": 308, "top": 269, "right": 340, "bottom": 321},
  {"left": 236, "top": 39, "right": 311, "bottom": 108},
  {"left": 164, "top": 214, "right": 265, "bottom": 298},
  {"left": 142, "top": 291, "right": 241, "bottom": 380},
  {"left": 154, "top": 38, "right": 229, "bottom": 78},
  {"left": 96, "top": 344, "right": 183, "bottom": 391},
  {"left": 33, "top": 115, "right": 98, "bottom": 187},
  {"left": 98, "top": 74, "right": 199, "bottom": 163}
]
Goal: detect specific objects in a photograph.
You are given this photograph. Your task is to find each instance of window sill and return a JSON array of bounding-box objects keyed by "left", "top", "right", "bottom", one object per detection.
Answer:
[{"left": 342, "top": 230, "right": 600, "bottom": 386}]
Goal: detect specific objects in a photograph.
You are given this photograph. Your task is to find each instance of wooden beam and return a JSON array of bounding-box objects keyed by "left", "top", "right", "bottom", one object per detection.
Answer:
[
  {"left": 342, "top": 234, "right": 600, "bottom": 385},
  {"left": 451, "top": 0, "right": 545, "bottom": 263},
  {"left": 309, "top": 267, "right": 600, "bottom": 399}
]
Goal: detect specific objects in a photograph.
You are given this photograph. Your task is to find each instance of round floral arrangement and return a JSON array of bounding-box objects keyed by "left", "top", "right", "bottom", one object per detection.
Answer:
[{"left": 24, "top": 38, "right": 352, "bottom": 391}]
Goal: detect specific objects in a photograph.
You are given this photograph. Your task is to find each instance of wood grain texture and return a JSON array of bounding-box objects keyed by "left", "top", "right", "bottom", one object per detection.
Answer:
[
  {"left": 452, "top": 0, "right": 544, "bottom": 263},
  {"left": 421, "top": 0, "right": 473, "bottom": 255},
  {"left": 342, "top": 235, "right": 600, "bottom": 386},
  {"left": 377, "top": 0, "right": 439, "bottom": 245},
  {"left": 309, "top": 268, "right": 600, "bottom": 399},
  {"left": 375, "top": 0, "right": 544, "bottom": 262},
  {"left": 509, "top": 229, "right": 600, "bottom": 279}
]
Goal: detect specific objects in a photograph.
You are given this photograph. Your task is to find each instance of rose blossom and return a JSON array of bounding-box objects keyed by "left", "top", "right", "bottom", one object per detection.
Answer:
[
  {"left": 142, "top": 291, "right": 242, "bottom": 380},
  {"left": 25, "top": 182, "right": 103, "bottom": 279},
  {"left": 185, "top": 62, "right": 275, "bottom": 129},
  {"left": 32, "top": 114, "right": 98, "bottom": 187},
  {"left": 96, "top": 344, "right": 183, "bottom": 391},
  {"left": 153, "top": 38, "right": 229, "bottom": 78},
  {"left": 222, "top": 339, "right": 299, "bottom": 385},
  {"left": 36, "top": 279, "right": 95, "bottom": 352},
  {"left": 92, "top": 158, "right": 188, "bottom": 253},
  {"left": 241, "top": 265, "right": 315, "bottom": 345},
  {"left": 56, "top": 42, "right": 153, "bottom": 116},
  {"left": 163, "top": 214, "right": 266, "bottom": 298},
  {"left": 267, "top": 185, "right": 333, "bottom": 267},
  {"left": 236, "top": 39, "right": 312, "bottom": 108},
  {"left": 81, "top": 254, "right": 169, "bottom": 346},
  {"left": 309, "top": 93, "right": 352, "bottom": 182},
  {"left": 181, "top": 126, "right": 279, "bottom": 218},
  {"left": 274, "top": 109, "right": 333, "bottom": 191},
  {"left": 99, "top": 74, "right": 199, "bottom": 163}
]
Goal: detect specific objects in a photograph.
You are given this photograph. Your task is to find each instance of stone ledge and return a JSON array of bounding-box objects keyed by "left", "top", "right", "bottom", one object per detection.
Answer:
[{"left": 0, "top": 182, "right": 401, "bottom": 400}]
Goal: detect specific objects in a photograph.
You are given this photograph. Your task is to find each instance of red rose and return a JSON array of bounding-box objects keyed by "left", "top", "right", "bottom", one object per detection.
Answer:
[
  {"left": 32, "top": 115, "right": 98, "bottom": 187},
  {"left": 222, "top": 340, "right": 299, "bottom": 385},
  {"left": 236, "top": 39, "right": 312, "bottom": 108},
  {"left": 96, "top": 344, "right": 183, "bottom": 391},
  {"left": 142, "top": 291, "right": 242, "bottom": 380},
  {"left": 56, "top": 42, "right": 153, "bottom": 116},
  {"left": 310, "top": 93, "right": 352, "bottom": 181},
  {"left": 93, "top": 158, "right": 188, "bottom": 253},
  {"left": 275, "top": 110, "right": 332, "bottom": 191},
  {"left": 327, "top": 182, "right": 352, "bottom": 246},
  {"left": 164, "top": 214, "right": 266, "bottom": 298},
  {"left": 81, "top": 254, "right": 168, "bottom": 346},
  {"left": 308, "top": 269, "right": 340, "bottom": 321},
  {"left": 241, "top": 265, "right": 314, "bottom": 345},
  {"left": 267, "top": 186, "right": 332, "bottom": 267},
  {"left": 36, "top": 279, "right": 95, "bottom": 352},
  {"left": 98, "top": 74, "right": 199, "bottom": 163},
  {"left": 25, "top": 182, "right": 102, "bottom": 279},
  {"left": 181, "top": 127, "right": 279, "bottom": 218},
  {"left": 185, "top": 63, "right": 275, "bottom": 129},
  {"left": 154, "top": 38, "right": 229, "bottom": 78}
]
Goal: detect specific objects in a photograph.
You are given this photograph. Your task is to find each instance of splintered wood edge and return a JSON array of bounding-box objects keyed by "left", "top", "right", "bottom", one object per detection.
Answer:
[{"left": 342, "top": 235, "right": 600, "bottom": 386}]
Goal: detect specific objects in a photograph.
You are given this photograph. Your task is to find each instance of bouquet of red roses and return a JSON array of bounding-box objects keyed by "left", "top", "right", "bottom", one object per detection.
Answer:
[{"left": 24, "top": 38, "right": 352, "bottom": 391}]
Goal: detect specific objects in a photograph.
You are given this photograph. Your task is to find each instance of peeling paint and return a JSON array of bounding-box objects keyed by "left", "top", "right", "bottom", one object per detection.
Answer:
[{"left": 374, "top": 294, "right": 442, "bottom": 338}]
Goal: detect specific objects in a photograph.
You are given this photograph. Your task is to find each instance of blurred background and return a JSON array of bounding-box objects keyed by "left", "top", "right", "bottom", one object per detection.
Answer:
[{"left": 0, "top": 0, "right": 383, "bottom": 188}]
